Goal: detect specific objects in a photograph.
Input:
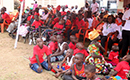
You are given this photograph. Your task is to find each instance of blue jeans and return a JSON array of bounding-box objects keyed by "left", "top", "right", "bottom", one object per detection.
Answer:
[{"left": 30, "top": 61, "right": 50, "bottom": 73}]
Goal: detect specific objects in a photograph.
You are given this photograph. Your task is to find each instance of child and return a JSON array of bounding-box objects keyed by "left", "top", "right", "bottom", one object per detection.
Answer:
[
  {"left": 49, "top": 35, "right": 69, "bottom": 62},
  {"left": 51, "top": 49, "right": 74, "bottom": 78},
  {"left": 72, "top": 53, "right": 86, "bottom": 80},
  {"left": 110, "top": 55, "right": 130, "bottom": 80},
  {"left": 106, "top": 43, "right": 119, "bottom": 66},
  {"left": 33, "top": 1, "right": 38, "bottom": 11},
  {"left": 73, "top": 42, "right": 89, "bottom": 57},
  {"left": 29, "top": 38, "right": 51, "bottom": 73},
  {"left": 68, "top": 35, "right": 78, "bottom": 50},
  {"left": 85, "top": 29, "right": 110, "bottom": 75},
  {"left": 85, "top": 64, "right": 101, "bottom": 80},
  {"left": 48, "top": 35, "right": 58, "bottom": 54}
]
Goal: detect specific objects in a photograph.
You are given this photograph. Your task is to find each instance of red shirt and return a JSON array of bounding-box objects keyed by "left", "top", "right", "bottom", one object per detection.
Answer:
[
  {"left": 61, "top": 11, "right": 67, "bottom": 16},
  {"left": 65, "top": 20, "right": 71, "bottom": 26},
  {"left": 68, "top": 42, "right": 76, "bottom": 50},
  {"left": 72, "top": 17, "right": 78, "bottom": 26},
  {"left": 48, "top": 41, "right": 58, "bottom": 53},
  {"left": 27, "top": 15, "right": 32, "bottom": 21},
  {"left": 34, "top": 12, "right": 40, "bottom": 16},
  {"left": 31, "top": 20, "right": 44, "bottom": 29},
  {"left": 30, "top": 45, "right": 51, "bottom": 64},
  {"left": 2, "top": 13, "right": 11, "bottom": 24},
  {"left": 75, "top": 19, "right": 85, "bottom": 29},
  {"left": 114, "top": 61, "right": 130, "bottom": 79},
  {"left": 53, "top": 23, "right": 64, "bottom": 30},
  {"left": 108, "top": 51, "right": 119, "bottom": 65},
  {"left": 52, "top": 17, "right": 60, "bottom": 25},
  {"left": 73, "top": 48, "right": 89, "bottom": 57}
]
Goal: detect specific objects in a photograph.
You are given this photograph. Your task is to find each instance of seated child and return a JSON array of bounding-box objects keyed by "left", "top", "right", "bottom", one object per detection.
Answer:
[
  {"left": 72, "top": 53, "right": 86, "bottom": 80},
  {"left": 29, "top": 38, "right": 51, "bottom": 73},
  {"left": 49, "top": 35, "right": 69, "bottom": 62},
  {"left": 105, "top": 43, "right": 119, "bottom": 66},
  {"left": 19, "top": 21, "right": 31, "bottom": 38},
  {"left": 85, "top": 64, "right": 102, "bottom": 80},
  {"left": 73, "top": 42, "right": 89, "bottom": 58},
  {"left": 48, "top": 35, "right": 58, "bottom": 54},
  {"left": 51, "top": 49, "right": 74, "bottom": 78},
  {"left": 110, "top": 55, "right": 130, "bottom": 80},
  {"left": 68, "top": 35, "right": 78, "bottom": 50},
  {"left": 85, "top": 29, "right": 110, "bottom": 75}
]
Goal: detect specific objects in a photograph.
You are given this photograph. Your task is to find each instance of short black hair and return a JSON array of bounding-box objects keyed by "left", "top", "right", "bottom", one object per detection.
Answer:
[
  {"left": 75, "top": 53, "right": 84, "bottom": 59},
  {"left": 85, "top": 64, "right": 96, "bottom": 73},
  {"left": 106, "top": 15, "right": 115, "bottom": 23}
]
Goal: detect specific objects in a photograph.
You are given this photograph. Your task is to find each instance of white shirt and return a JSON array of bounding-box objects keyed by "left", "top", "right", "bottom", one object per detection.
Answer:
[
  {"left": 87, "top": 18, "right": 93, "bottom": 29},
  {"left": 116, "top": 25, "right": 122, "bottom": 39},
  {"left": 41, "top": 13, "right": 49, "bottom": 20},
  {"left": 102, "top": 23, "right": 117, "bottom": 36},
  {"left": 91, "top": 2, "right": 99, "bottom": 13},
  {"left": 122, "top": 9, "right": 130, "bottom": 31},
  {"left": 39, "top": 9, "right": 44, "bottom": 16}
]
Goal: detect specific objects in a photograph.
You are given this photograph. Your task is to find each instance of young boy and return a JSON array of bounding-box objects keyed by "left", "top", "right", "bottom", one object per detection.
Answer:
[
  {"left": 29, "top": 38, "right": 51, "bottom": 73},
  {"left": 68, "top": 35, "right": 78, "bottom": 50},
  {"left": 73, "top": 42, "right": 89, "bottom": 57},
  {"left": 48, "top": 35, "right": 58, "bottom": 54},
  {"left": 106, "top": 44, "right": 119, "bottom": 66},
  {"left": 110, "top": 55, "right": 130, "bottom": 79},
  {"left": 72, "top": 53, "right": 86, "bottom": 80},
  {"left": 49, "top": 35, "right": 69, "bottom": 62}
]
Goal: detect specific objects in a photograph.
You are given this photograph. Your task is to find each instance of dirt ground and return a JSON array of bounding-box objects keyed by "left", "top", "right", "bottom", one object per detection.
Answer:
[{"left": 0, "top": 32, "right": 59, "bottom": 80}]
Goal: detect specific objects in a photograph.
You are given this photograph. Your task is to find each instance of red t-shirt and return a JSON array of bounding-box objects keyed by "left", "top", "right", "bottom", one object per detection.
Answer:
[
  {"left": 65, "top": 20, "right": 71, "bottom": 26},
  {"left": 73, "top": 48, "right": 89, "bottom": 57},
  {"left": 114, "top": 61, "right": 130, "bottom": 79},
  {"left": 31, "top": 20, "right": 44, "bottom": 29},
  {"left": 68, "top": 42, "right": 76, "bottom": 50},
  {"left": 27, "top": 15, "right": 32, "bottom": 21},
  {"left": 2, "top": 13, "right": 11, "bottom": 24},
  {"left": 30, "top": 45, "right": 51, "bottom": 64},
  {"left": 53, "top": 23, "right": 64, "bottom": 30},
  {"left": 61, "top": 11, "right": 67, "bottom": 16},
  {"left": 52, "top": 18, "right": 60, "bottom": 25},
  {"left": 48, "top": 41, "right": 58, "bottom": 53},
  {"left": 72, "top": 17, "right": 78, "bottom": 26},
  {"left": 34, "top": 12, "right": 40, "bottom": 16},
  {"left": 108, "top": 51, "right": 119, "bottom": 65},
  {"left": 76, "top": 19, "right": 85, "bottom": 29}
]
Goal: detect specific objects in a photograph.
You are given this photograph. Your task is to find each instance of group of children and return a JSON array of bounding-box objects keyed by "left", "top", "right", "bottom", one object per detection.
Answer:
[{"left": 1, "top": 0, "right": 130, "bottom": 80}]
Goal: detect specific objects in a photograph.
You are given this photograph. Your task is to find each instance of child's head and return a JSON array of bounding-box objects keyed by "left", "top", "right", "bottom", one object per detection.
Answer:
[
  {"left": 50, "top": 35, "right": 57, "bottom": 42},
  {"left": 85, "top": 64, "right": 96, "bottom": 79},
  {"left": 27, "top": 21, "right": 31, "bottom": 26},
  {"left": 36, "top": 38, "right": 44, "bottom": 48},
  {"left": 57, "top": 35, "right": 63, "bottom": 43},
  {"left": 1, "top": 8, "right": 5, "bottom": 14},
  {"left": 107, "top": 15, "right": 115, "bottom": 24},
  {"left": 88, "top": 29, "right": 100, "bottom": 41},
  {"left": 122, "top": 55, "right": 130, "bottom": 63},
  {"left": 118, "top": 12, "right": 123, "bottom": 19},
  {"left": 93, "top": 0, "right": 96, "bottom": 3},
  {"left": 76, "top": 42, "right": 84, "bottom": 50},
  {"left": 59, "top": 19, "right": 65, "bottom": 25},
  {"left": 78, "top": 14, "right": 83, "bottom": 21},
  {"left": 35, "top": 1, "right": 37, "bottom": 4},
  {"left": 74, "top": 53, "right": 84, "bottom": 64},
  {"left": 34, "top": 15, "right": 39, "bottom": 21},
  {"left": 112, "top": 43, "right": 119, "bottom": 52},
  {"left": 70, "top": 35, "right": 78, "bottom": 43},
  {"left": 66, "top": 49, "right": 74, "bottom": 57}
]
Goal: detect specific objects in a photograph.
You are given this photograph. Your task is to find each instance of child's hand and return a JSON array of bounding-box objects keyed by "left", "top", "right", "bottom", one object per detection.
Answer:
[
  {"left": 94, "top": 42, "right": 101, "bottom": 48},
  {"left": 58, "top": 69, "right": 63, "bottom": 72},
  {"left": 37, "top": 66, "right": 43, "bottom": 73},
  {"left": 48, "top": 64, "right": 51, "bottom": 70}
]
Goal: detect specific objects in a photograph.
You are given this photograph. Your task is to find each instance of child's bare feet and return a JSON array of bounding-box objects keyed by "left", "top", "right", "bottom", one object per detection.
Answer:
[{"left": 55, "top": 72, "right": 61, "bottom": 78}]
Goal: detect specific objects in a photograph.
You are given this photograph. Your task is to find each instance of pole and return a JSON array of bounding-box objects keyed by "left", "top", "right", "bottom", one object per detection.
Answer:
[{"left": 14, "top": 1, "right": 24, "bottom": 48}]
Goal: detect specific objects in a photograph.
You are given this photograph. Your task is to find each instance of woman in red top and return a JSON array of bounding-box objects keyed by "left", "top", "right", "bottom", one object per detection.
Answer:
[
  {"left": 72, "top": 53, "right": 86, "bottom": 80},
  {"left": 0, "top": 8, "right": 11, "bottom": 24}
]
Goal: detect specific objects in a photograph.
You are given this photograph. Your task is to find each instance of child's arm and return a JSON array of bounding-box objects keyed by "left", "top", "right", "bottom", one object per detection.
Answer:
[
  {"left": 105, "top": 57, "right": 112, "bottom": 61},
  {"left": 58, "top": 56, "right": 68, "bottom": 70},
  {"left": 72, "top": 65, "right": 78, "bottom": 80},
  {"left": 35, "top": 55, "right": 43, "bottom": 72},
  {"left": 47, "top": 55, "right": 51, "bottom": 69},
  {"left": 94, "top": 42, "right": 105, "bottom": 52},
  {"left": 110, "top": 71, "right": 118, "bottom": 76},
  {"left": 91, "top": 53, "right": 102, "bottom": 59}
]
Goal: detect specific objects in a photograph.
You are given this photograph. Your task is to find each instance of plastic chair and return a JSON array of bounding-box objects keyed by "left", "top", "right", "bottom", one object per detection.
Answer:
[
  {"left": 83, "top": 29, "right": 93, "bottom": 44},
  {"left": 0, "top": 19, "right": 10, "bottom": 33}
]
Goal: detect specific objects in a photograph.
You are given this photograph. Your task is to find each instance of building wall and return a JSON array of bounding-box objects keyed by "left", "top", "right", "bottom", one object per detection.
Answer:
[{"left": 0, "top": 0, "right": 14, "bottom": 12}]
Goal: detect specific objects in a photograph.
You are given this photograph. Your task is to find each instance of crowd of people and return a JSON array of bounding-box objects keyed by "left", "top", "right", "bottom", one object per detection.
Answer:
[{"left": 0, "top": 0, "right": 130, "bottom": 79}]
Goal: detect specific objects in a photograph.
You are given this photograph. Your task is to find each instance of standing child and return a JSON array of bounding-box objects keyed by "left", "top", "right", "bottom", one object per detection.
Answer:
[
  {"left": 48, "top": 35, "right": 58, "bottom": 54},
  {"left": 29, "top": 38, "right": 51, "bottom": 73},
  {"left": 51, "top": 49, "right": 74, "bottom": 78},
  {"left": 33, "top": 1, "right": 38, "bottom": 11},
  {"left": 85, "top": 64, "right": 101, "bottom": 80},
  {"left": 72, "top": 53, "right": 86, "bottom": 80},
  {"left": 110, "top": 55, "right": 130, "bottom": 80},
  {"left": 68, "top": 35, "right": 78, "bottom": 50},
  {"left": 105, "top": 43, "right": 119, "bottom": 66},
  {"left": 85, "top": 29, "right": 110, "bottom": 75}
]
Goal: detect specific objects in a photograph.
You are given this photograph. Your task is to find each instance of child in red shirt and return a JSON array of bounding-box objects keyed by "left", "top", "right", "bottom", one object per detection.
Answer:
[
  {"left": 110, "top": 55, "right": 130, "bottom": 79},
  {"left": 68, "top": 35, "right": 78, "bottom": 50},
  {"left": 73, "top": 42, "right": 89, "bottom": 57},
  {"left": 48, "top": 35, "right": 58, "bottom": 54},
  {"left": 106, "top": 44, "right": 119, "bottom": 66},
  {"left": 29, "top": 38, "right": 51, "bottom": 73}
]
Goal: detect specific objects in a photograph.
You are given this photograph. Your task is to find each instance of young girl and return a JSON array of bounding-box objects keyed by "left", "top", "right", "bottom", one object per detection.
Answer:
[
  {"left": 85, "top": 29, "right": 110, "bottom": 75},
  {"left": 68, "top": 35, "right": 78, "bottom": 50},
  {"left": 33, "top": 1, "right": 38, "bottom": 11},
  {"left": 72, "top": 53, "right": 86, "bottom": 80},
  {"left": 51, "top": 49, "right": 74, "bottom": 78},
  {"left": 85, "top": 64, "right": 101, "bottom": 80}
]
